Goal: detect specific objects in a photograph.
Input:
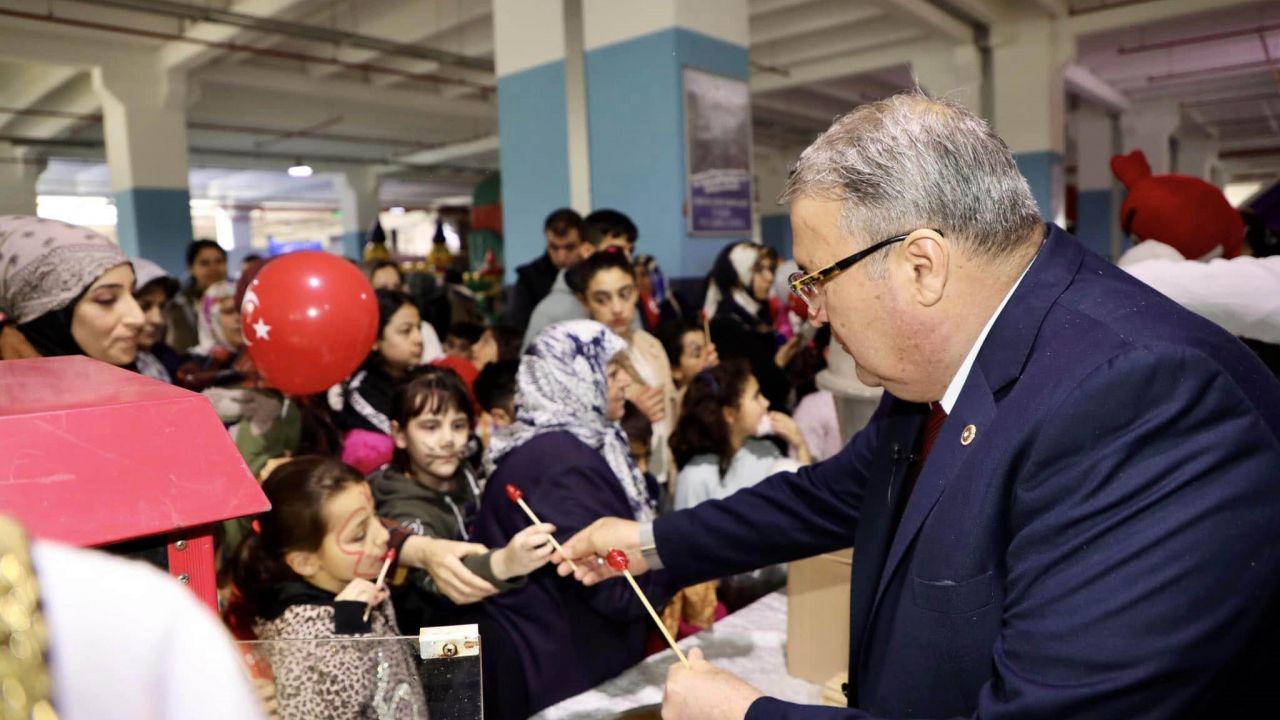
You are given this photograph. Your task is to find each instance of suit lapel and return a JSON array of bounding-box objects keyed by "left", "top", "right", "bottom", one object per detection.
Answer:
[
  {"left": 847, "top": 405, "right": 925, "bottom": 695},
  {"left": 872, "top": 371, "right": 997, "bottom": 608}
]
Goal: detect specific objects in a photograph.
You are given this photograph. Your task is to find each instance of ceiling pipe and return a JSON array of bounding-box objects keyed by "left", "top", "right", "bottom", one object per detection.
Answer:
[
  {"left": 1118, "top": 22, "right": 1280, "bottom": 55},
  {"left": 0, "top": 8, "right": 493, "bottom": 93},
  {"left": 72, "top": 0, "right": 493, "bottom": 72},
  {"left": 0, "top": 106, "right": 457, "bottom": 150}
]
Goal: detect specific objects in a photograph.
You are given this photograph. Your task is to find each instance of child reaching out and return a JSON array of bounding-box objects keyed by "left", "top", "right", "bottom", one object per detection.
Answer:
[
  {"left": 229, "top": 456, "right": 550, "bottom": 719},
  {"left": 371, "top": 367, "right": 555, "bottom": 628}
]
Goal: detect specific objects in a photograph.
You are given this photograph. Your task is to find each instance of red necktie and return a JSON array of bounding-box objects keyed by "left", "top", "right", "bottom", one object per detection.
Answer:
[
  {"left": 919, "top": 402, "right": 948, "bottom": 467},
  {"left": 893, "top": 403, "right": 947, "bottom": 525}
]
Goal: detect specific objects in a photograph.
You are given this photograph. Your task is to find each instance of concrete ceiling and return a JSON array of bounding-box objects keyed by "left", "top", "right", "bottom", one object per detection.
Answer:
[{"left": 2, "top": 0, "right": 1277, "bottom": 208}]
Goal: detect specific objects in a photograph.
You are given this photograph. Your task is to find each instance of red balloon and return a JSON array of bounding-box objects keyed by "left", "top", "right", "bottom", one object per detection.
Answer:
[
  {"left": 241, "top": 251, "right": 378, "bottom": 395},
  {"left": 505, "top": 484, "right": 523, "bottom": 502},
  {"left": 605, "top": 548, "right": 630, "bottom": 572}
]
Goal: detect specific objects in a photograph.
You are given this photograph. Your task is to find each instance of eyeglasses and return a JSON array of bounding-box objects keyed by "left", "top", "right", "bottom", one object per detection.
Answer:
[{"left": 788, "top": 230, "right": 940, "bottom": 314}]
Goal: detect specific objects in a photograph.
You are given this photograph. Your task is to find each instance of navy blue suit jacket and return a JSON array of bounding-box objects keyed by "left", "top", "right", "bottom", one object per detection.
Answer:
[{"left": 654, "top": 225, "right": 1280, "bottom": 718}]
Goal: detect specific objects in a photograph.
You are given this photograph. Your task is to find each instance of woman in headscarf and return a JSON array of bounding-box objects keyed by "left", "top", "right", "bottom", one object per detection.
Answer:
[
  {"left": 633, "top": 253, "right": 685, "bottom": 332},
  {"left": 705, "top": 241, "right": 801, "bottom": 409},
  {"left": 470, "top": 320, "right": 673, "bottom": 720},
  {"left": 0, "top": 216, "right": 143, "bottom": 366},
  {"left": 176, "top": 279, "right": 256, "bottom": 423},
  {"left": 131, "top": 257, "right": 183, "bottom": 383}
]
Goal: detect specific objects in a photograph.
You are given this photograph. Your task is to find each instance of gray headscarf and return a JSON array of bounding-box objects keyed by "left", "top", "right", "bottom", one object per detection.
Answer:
[
  {"left": 0, "top": 215, "right": 129, "bottom": 324},
  {"left": 486, "top": 320, "right": 656, "bottom": 521}
]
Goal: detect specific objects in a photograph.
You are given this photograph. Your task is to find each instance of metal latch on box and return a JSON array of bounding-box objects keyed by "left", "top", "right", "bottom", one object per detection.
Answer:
[{"left": 420, "top": 623, "right": 481, "bottom": 660}]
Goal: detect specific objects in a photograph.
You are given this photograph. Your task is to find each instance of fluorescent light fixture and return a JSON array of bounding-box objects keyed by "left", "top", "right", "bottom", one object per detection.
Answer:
[
  {"left": 390, "top": 206, "right": 407, "bottom": 215},
  {"left": 287, "top": 161, "right": 313, "bottom": 178}
]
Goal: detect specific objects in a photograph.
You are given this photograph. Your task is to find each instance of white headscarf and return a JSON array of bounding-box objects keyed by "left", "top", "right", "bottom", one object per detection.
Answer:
[
  {"left": 195, "top": 280, "right": 237, "bottom": 355},
  {"left": 486, "top": 320, "right": 656, "bottom": 521},
  {"left": 703, "top": 242, "right": 761, "bottom": 318}
]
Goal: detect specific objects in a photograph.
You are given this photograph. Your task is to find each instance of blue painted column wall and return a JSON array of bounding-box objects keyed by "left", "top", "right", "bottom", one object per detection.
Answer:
[{"left": 115, "top": 187, "right": 193, "bottom": 273}]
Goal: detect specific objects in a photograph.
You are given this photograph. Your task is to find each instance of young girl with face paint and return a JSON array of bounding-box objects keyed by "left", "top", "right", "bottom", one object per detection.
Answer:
[
  {"left": 370, "top": 367, "right": 556, "bottom": 634},
  {"left": 228, "top": 456, "right": 427, "bottom": 719}
]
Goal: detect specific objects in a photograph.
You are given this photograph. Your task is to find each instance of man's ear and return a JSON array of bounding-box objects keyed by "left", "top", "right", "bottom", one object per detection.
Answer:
[{"left": 901, "top": 229, "right": 949, "bottom": 307}]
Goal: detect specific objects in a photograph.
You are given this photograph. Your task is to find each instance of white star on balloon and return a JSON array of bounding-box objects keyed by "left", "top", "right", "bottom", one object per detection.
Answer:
[{"left": 252, "top": 318, "right": 272, "bottom": 341}]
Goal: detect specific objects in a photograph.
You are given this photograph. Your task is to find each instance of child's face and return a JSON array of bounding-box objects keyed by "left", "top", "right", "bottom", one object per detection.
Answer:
[
  {"left": 444, "top": 335, "right": 473, "bottom": 359},
  {"left": 378, "top": 303, "right": 423, "bottom": 371},
  {"left": 217, "top": 297, "right": 244, "bottom": 348},
  {"left": 727, "top": 375, "right": 769, "bottom": 441},
  {"left": 309, "top": 483, "right": 390, "bottom": 592},
  {"left": 582, "top": 268, "right": 637, "bottom": 337},
  {"left": 395, "top": 403, "right": 471, "bottom": 480},
  {"left": 676, "top": 330, "right": 710, "bottom": 384},
  {"left": 629, "top": 438, "right": 650, "bottom": 473}
]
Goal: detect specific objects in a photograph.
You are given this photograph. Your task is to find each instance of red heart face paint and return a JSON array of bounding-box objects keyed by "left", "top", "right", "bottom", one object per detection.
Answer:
[{"left": 318, "top": 483, "right": 389, "bottom": 583}]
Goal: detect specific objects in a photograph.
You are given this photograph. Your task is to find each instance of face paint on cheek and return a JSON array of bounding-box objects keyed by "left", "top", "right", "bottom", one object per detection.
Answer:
[{"left": 334, "top": 504, "right": 383, "bottom": 579}]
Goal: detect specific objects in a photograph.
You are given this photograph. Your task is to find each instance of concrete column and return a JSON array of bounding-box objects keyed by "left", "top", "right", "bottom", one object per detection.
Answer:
[
  {"left": 92, "top": 59, "right": 193, "bottom": 272},
  {"left": 583, "top": 0, "right": 751, "bottom": 277},
  {"left": 1121, "top": 100, "right": 1179, "bottom": 175},
  {"left": 493, "top": 0, "right": 571, "bottom": 283},
  {"left": 1175, "top": 132, "right": 1219, "bottom": 183},
  {"left": 334, "top": 168, "right": 381, "bottom": 259},
  {"left": 990, "top": 8, "right": 1069, "bottom": 224},
  {"left": 1073, "top": 104, "right": 1119, "bottom": 259},
  {"left": 0, "top": 142, "right": 44, "bottom": 217}
]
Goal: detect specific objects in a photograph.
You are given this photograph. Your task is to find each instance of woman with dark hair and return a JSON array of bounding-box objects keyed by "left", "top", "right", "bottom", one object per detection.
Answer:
[
  {"left": 575, "top": 250, "right": 678, "bottom": 483},
  {"left": 704, "top": 242, "right": 802, "bottom": 409},
  {"left": 166, "top": 238, "right": 228, "bottom": 352},
  {"left": 0, "top": 216, "right": 144, "bottom": 365},
  {"left": 670, "top": 359, "right": 810, "bottom": 511},
  {"left": 633, "top": 254, "right": 685, "bottom": 332},
  {"left": 470, "top": 320, "right": 673, "bottom": 719},
  {"left": 364, "top": 260, "right": 444, "bottom": 363}
]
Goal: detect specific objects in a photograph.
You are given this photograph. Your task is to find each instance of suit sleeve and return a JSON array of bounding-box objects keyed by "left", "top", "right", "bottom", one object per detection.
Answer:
[
  {"left": 541, "top": 451, "right": 677, "bottom": 622},
  {"left": 746, "top": 346, "right": 1280, "bottom": 719},
  {"left": 654, "top": 397, "right": 887, "bottom": 588}
]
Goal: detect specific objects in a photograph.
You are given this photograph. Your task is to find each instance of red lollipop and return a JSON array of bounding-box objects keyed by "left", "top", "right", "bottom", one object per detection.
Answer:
[
  {"left": 241, "top": 251, "right": 378, "bottom": 396},
  {"left": 605, "top": 548, "right": 630, "bottom": 572},
  {"left": 505, "top": 484, "right": 523, "bottom": 502},
  {"left": 605, "top": 547, "right": 688, "bottom": 667}
]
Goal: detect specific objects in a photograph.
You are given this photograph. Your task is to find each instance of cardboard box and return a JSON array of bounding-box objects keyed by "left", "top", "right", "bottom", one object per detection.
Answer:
[{"left": 786, "top": 548, "right": 853, "bottom": 684}]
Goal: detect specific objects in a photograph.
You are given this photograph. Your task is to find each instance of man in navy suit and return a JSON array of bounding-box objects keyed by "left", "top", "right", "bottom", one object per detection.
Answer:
[{"left": 558, "top": 92, "right": 1280, "bottom": 719}]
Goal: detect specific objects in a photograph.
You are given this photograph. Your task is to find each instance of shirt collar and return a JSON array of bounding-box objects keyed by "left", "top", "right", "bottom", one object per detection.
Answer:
[{"left": 938, "top": 258, "right": 1035, "bottom": 414}]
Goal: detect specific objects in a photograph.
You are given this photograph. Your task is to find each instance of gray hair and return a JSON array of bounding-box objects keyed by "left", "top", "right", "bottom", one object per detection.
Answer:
[{"left": 780, "top": 92, "right": 1042, "bottom": 265}]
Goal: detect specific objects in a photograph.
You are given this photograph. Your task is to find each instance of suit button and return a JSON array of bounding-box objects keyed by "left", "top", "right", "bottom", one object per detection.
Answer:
[{"left": 961, "top": 424, "right": 977, "bottom": 445}]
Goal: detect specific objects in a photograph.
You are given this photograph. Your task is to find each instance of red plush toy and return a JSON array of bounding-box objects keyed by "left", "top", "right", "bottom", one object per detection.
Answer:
[{"left": 1111, "top": 150, "right": 1244, "bottom": 259}]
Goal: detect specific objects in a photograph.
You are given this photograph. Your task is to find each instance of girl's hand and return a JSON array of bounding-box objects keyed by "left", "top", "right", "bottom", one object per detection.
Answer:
[
  {"left": 767, "top": 411, "right": 812, "bottom": 465},
  {"left": 400, "top": 536, "right": 500, "bottom": 604},
  {"left": 492, "top": 523, "right": 556, "bottom": 580},
  {"left": 335, "top": 578, "right": 389, "bottom": 606}
]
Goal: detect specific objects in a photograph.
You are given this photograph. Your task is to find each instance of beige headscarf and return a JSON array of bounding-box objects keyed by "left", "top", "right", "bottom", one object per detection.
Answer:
[{"left": 0, "top": 215, "right": 128, "bottom": 324}]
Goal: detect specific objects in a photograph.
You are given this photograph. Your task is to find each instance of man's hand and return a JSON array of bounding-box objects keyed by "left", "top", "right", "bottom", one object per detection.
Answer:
[
  {"left": 554, "top": 517, "right": 645, "bottom": 585},
  {"left": 400, "top": 535, "right": 499, "bottom": 604},
  {"left": 662, "top": 647, "right": 763, "bottom": 720}
]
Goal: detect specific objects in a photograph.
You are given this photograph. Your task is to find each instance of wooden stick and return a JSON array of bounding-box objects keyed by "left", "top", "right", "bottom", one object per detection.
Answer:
[
  {"left": 606, "top": 548, "right": 689, "bottom": 668},
  {"left": 625, "top": 568, "right": 688, "bottom": 667},
  {"left": 364, "top": 551, "right": 395, "bottom": 622},
  {"left": 515, "top": 497, "right": 578, "bottom": 572}
]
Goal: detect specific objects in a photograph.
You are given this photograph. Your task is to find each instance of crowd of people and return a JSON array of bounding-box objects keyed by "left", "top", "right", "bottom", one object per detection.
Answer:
[
  {"left": 0, "top": 202, "right": 838, "bottom": 720},
  {"left": 1, "top": 91, "right": 1277, "bottom": 720}
]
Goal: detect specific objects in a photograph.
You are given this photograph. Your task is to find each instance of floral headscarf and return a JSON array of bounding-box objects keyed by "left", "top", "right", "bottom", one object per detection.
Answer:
[{"left": 486, "top": 320, "right": 655, "bottom": 521}]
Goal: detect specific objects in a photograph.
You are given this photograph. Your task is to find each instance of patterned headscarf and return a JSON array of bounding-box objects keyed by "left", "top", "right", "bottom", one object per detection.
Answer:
[
  {"left": 486, "top": 320, "right": 656, "bottom": 521},
  {"left": 0, "top": 215, "right": 129, "bottom": 325},
  {"left": 195, "top": 280, "right": 238, "bottom": 355}
]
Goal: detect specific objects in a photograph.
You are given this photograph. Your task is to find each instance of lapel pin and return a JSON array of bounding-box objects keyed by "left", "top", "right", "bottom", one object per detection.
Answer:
[{"left": 961, "top": 424, "right": 977, "bottom": 445}]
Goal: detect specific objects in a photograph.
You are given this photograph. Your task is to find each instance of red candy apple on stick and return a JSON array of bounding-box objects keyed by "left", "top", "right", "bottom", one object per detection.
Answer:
[
  {"left": 506, "top": 484, "right": 578, "bottom": 572},
  {"left": 607, "top": 548, "right": 689, "bottom": 668}
]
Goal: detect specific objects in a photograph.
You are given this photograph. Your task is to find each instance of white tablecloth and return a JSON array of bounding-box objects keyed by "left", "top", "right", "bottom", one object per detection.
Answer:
[{"left": 533, "top": 592, "right": 822, "bottom": 719}]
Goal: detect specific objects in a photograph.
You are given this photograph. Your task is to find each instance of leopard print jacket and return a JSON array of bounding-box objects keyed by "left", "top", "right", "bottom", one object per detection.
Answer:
[{"left": 253, "top": 598, "right": 428, "bottom": 720}]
